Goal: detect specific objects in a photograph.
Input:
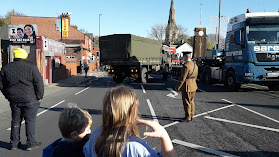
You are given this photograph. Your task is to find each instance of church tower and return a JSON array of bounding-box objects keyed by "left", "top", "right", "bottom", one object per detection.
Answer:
[{"left": 165, "top": 0, "right": 178, "bottom": 45}]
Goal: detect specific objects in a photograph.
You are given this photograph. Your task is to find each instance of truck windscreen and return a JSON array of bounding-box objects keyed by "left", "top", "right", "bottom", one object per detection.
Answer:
[{"left": 246, "top": 25, "right": 279, "bottom": 44}]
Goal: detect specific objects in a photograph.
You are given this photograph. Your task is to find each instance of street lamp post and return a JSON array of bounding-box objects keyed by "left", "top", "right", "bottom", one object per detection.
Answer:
[
  {"left": 217, "top": 0, "right": 221, "bottom": 49},
  {"left": 99, "top": 14, "right": 102, "bottom": 38},
  {"left": 98, "top": 14, "right": 102, "bottom": 72}
]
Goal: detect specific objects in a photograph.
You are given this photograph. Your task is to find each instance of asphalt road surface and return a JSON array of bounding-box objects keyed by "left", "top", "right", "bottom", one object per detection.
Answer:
[{"left": 0, "top": 73, "right": 278, "bottom": 157}]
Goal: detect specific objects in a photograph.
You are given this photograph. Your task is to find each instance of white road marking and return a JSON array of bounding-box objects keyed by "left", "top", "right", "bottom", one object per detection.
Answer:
[
  {"left": 141, "top": 85, "right": 146, "bottom": 93},
  {"left": 163, "top": 121, "right": 179, "bottom": 128},
  {"left": 237, "top": 105, "right": 279, "bottom": 124},
  {"left": 166, "top": 88, "right": 178, "bottom": 98},
  {"left": 163, "top": 104, "right": 235, "bottom": 128},
  {"left": 222, "top": 99, "right": 234, "bottom": 104},
  {"left": 242, "top": 84, "right": 268, "bottom": 90},
  {"left": 7, "top": 100, "right": 65, "bottom": 131},
  {"left": 75, "top": 87, "right": 90, "bottom": 95},
  {"left": 222, "top": 99, "right": 279, "bottom": 124},
  {"left": 204, "top": 116, "right": 279, "bottom": 133},
  {"left": 193, "top": 104, "right": 236, "bottom": 118},
  {"left": 197, "top": 88, "right": 207, "bottom": 92},
  {"left": 172, "top": 139, "right": 239, "bottom": 157},
  {"left": 146, "top": 99, "right": 159, "bottom": 124}
]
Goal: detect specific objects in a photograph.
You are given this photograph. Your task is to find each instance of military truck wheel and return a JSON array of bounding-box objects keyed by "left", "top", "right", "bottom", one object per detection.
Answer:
[
  {"left": 199, "top": 68, "right": 205, "bottom": 82},
  {"left": 268, "top": 84, "right": 279, "bottom": 91},
  {"left": 205, "top": 68, "right": 212, "bottom": 84},
  {"left": 141, "top": 67, "right": 148, "bottom": 83},
  {"left": 162, "top": 73, "right": 168, "bottom": 79},
  {"left": 225, "top": 71, "right": 240, "bottom": 91}
]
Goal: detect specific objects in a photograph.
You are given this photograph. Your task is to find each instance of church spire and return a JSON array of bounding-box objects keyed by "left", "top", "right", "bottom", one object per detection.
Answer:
[{"left": 165, "top": 0, "right": 178, "bottom": 45}]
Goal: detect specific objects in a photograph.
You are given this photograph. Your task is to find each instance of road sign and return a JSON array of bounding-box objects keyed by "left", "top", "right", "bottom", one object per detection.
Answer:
[
  {"left": 62, "top": 19, "right": 68, "bottom": 32},
  {"left": 62, "top": 31, "right": 68, "bottom": 37}
]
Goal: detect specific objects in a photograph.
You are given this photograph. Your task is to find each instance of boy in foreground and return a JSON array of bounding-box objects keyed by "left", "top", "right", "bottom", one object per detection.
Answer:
[{"left": 43, "top": 105, "right": 92, "bottom": 157}]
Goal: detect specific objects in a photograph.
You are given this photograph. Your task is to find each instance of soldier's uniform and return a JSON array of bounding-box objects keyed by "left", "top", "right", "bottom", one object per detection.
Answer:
[{"left": 175, "top": 60, "right": 198, "bottom": 121}]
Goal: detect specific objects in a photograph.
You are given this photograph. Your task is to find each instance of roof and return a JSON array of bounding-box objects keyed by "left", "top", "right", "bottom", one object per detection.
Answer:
[
  {"left": 227, "top": 12, "right": 279, "bottom": 32},
  {"left": 176, "top": 43, "right": 193, "bottom": 54}
]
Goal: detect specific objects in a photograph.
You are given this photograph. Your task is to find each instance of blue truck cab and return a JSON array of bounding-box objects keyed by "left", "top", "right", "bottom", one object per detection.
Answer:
[{"left": 224, "top": 11, "right": 279, "bottom": 90}]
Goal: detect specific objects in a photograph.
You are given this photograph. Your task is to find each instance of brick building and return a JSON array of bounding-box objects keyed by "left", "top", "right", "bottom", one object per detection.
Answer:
[{"left": 10, "top": 15, "right": 98, "bottom": 80}]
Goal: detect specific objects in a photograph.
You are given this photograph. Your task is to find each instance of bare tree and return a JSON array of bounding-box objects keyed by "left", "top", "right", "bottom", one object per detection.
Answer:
[
  {"left": 148, "top": 24, "right": 189, "bottom": 45},
  {"left": 5, "top": 9, "right": 25, "bottom": 19},
  {"left": 93, "top": 36, "right": 99, "bottom": 46},
  {"left": 207, "top": 33, "right": 225, "bottom": 49},
  {"left": 175, "top": 24, "right": 189, "bottom": 44},
  {"left": 0, "top": 9, "right": 26, "bottom": 26},
  {"left": 147, "top": 24, "right": 166, "bottom": 43},
  {"left": 79, "top": 28, "right": 88, "bottom": 33}
]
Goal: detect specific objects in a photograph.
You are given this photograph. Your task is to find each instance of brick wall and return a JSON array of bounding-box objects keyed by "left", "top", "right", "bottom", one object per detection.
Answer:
[
  {"left": 10, "top": 16, "right": 85, "bottom": 42},
  {"left": 88, "top": 61, "right": 96, "bottom": 72},
  {"left": 66, "top": 58, "right": 77, "bottom": 76},
  {"left": 52, "top": 53, "right": 66, "bottom": 82}
]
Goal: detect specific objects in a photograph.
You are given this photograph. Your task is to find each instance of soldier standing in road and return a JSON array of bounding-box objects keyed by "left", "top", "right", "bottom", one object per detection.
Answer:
[
  {"left": 0, "top": 48, "right": 44, "bottom": 150},
  {"left": 175, "top": 51, "right": 198, "bottom": 122}
]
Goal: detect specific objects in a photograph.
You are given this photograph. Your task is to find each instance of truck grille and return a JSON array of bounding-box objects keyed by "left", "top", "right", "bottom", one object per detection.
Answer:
[{"left": 256, "top": 53, "right": 279, "bottom": 62}]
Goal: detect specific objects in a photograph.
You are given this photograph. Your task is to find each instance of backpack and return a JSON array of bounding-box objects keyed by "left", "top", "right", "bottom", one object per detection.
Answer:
[{"left": 84, "top": 63, "right": 89, "bottom": 69}]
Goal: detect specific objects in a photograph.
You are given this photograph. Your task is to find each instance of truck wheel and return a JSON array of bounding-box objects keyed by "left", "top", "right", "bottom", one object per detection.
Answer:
[
  {"left": 163, "top": 73, "right": 168, "bottom": 79},
  {"left": 268, "top": 84, "right": 279, "bottom": 91},
  {"left": 199, "top": 68, "right": 205, "bottom": 82},
  {"left": 225, "top": 71, "right": 240, "bottom": 91},
  {"left": 205, "top": 69, "right": 212, "bottom": 84},
  {"left": 141, "top": 67, "right": 148, "bottom": 83},
  {"left": 162, "top": 66, "right": 169, "bottom": 79}
]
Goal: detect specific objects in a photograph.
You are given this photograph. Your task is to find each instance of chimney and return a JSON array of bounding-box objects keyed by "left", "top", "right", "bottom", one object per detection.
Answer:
[
  {"left": 59, "top": 13, "right": 71, "bottom": 26},
  {"left": 72, "top": 25, "right": 78, "bottom": 30}
]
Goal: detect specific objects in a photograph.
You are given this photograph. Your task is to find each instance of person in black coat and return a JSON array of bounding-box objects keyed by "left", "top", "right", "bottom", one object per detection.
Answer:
[{"left": 0, "top": 48, "right": 44, "bottom": 150}]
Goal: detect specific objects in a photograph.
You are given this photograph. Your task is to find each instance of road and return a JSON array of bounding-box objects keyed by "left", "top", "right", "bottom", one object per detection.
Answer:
[{"left": 0, "top": 73, "right": 278, "bottom": 157}]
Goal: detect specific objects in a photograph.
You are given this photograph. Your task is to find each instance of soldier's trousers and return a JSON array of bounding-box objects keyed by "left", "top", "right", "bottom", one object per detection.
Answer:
[{"left": 182, "top": 91, "right": 196, "bottom": 119}]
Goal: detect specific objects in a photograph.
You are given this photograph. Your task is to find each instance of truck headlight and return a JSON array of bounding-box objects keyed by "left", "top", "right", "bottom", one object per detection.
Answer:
[{"left": 245, "top": 73, "right": 254, "bottom": 76}]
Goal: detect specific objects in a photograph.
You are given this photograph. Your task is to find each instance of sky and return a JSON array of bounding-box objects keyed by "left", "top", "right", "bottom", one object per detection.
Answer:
[{"left": 1, "top": 0, "right": 279, "bottom": 38}]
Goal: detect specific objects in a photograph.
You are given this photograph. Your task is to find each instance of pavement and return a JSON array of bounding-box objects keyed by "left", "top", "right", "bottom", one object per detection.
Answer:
[{"left": 46, "top": 71, "right": 107, "bottom": 87}]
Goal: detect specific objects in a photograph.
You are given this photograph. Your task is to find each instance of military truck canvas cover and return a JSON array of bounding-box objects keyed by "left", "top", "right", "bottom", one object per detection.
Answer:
[{"left": 100, "top": 34, "right": 162, "bottom": 65}]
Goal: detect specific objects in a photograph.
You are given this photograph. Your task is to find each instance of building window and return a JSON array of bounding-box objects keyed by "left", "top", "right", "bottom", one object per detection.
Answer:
[
  {"left": 66, "top": 56, "right": 75, "bottom": 58},
  {"left": 54, "top": 56, "right": 61, "bottom": 68},
  {"left": 96, "top": 51, "right": 100, "bottom": 59}
]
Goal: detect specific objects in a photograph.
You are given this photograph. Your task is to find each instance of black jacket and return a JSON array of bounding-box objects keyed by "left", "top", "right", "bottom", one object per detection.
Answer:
[
  {"left": 0, "top": 59, "right": 44, "bottom": 103},
  {"left": 43, "top": 134, "right": 90, "bottom": 157}
]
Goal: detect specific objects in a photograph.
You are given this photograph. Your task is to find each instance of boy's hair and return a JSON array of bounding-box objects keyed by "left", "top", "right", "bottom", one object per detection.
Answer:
[{"left": 58, "top": 104, "right": 92, "bottom": 138}]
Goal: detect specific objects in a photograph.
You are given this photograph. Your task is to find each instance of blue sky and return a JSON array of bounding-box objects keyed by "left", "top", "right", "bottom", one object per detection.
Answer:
[{"left": 1, "top": 0, "right": 279, "bottom": 38}]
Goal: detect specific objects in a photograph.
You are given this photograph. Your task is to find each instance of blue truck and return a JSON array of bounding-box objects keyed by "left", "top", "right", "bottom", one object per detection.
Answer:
[{"left": 197, "top": 10, "right": 279, "bottom": 91}]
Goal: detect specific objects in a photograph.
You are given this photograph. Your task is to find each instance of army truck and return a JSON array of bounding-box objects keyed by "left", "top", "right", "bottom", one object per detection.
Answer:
[{"left": 100, "top": 34, "right": 171, "bottom": 83}]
